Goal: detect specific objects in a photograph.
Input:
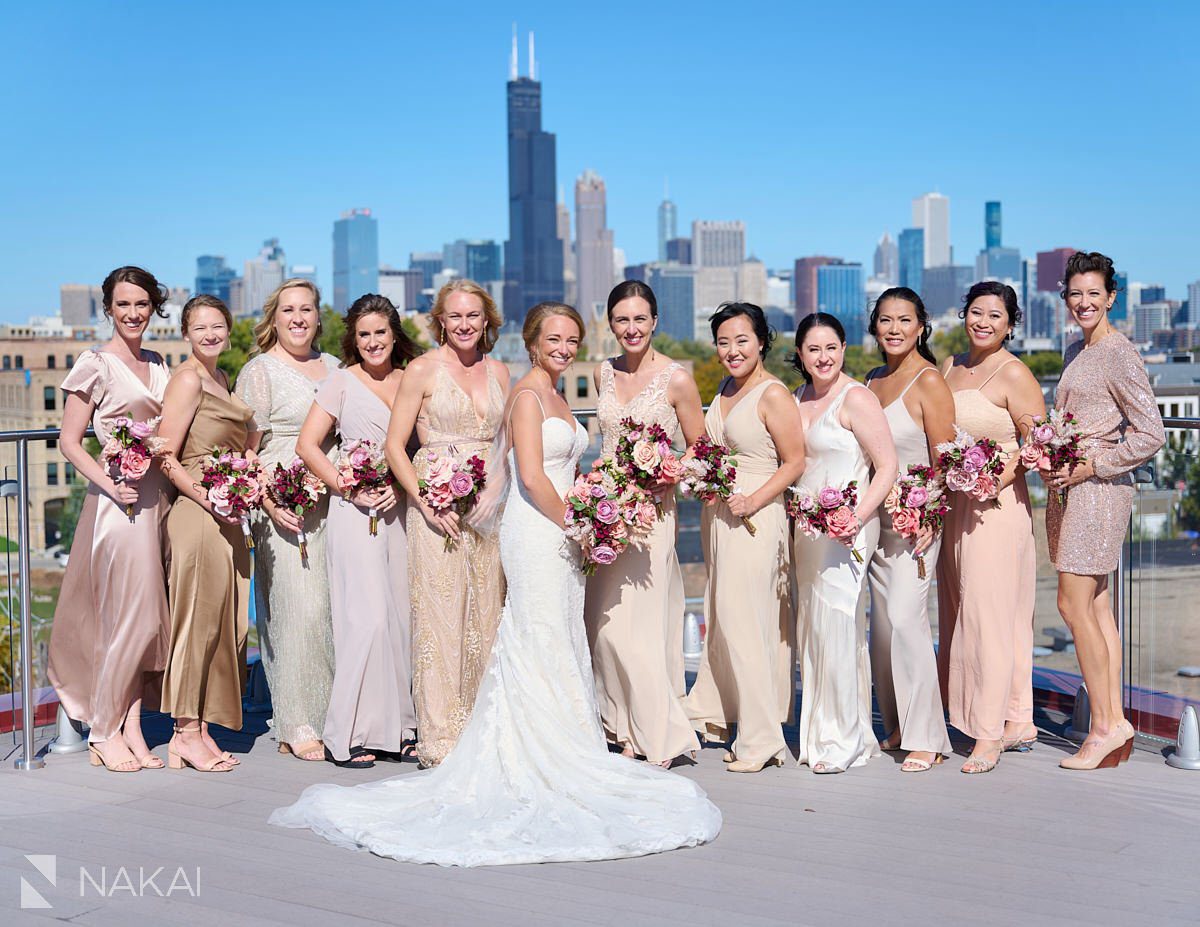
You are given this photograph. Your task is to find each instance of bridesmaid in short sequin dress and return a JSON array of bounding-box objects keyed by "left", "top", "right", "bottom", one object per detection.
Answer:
[{"left": 1043, "top": 253, "right": 1165, "bottom": 771}]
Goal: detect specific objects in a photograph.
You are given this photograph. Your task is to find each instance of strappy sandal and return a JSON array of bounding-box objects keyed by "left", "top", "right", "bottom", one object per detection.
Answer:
[
  {"left": 279, "top": 740, "right": 325, "bottom": 762},
  {"left": 88, "top": 743, "right": 141, "bottom": 773},
  {"left": 960, "top": 751, "right": 1000, "bottom": 775},
  {"left": 136, "top": 753, "right": 165, "bottom": 769},
  {"left": 901, "top": 754, "right": 944, "bottom": 773},
  {"left": 167, "top": 726, "right": 235, "bottom": 773},
  {"left": 812, "top": 761, "right": 845, "bottom": 775},
  {"left": 324, "top": 745, "right": 376, "bottom": 769}
]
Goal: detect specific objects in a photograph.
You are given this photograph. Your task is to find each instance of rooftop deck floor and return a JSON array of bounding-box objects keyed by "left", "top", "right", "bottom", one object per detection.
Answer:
[{"left": 2, "top": 715, "right": 1198, "bottom": 927}]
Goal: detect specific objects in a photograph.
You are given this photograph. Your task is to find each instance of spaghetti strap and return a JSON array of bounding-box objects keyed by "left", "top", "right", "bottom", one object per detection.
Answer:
[
  {"left": 977, "top": 358, "right": 1020, "bottom": 390},
  {"left": 510, "top": 388, "right": 547, "bottom": 421},
  {"left": 898, "top": 366, "right": 936, "bottom": 399}
]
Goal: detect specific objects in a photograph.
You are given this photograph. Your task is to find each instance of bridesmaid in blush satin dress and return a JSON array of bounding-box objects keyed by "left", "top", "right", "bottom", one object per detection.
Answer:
[
  {"left": 584, "top": 281, "right": 706, "bottom": 766},
  {"left": 792, "top": 312, "right": 897, "bottom": 775},
  {"left": 937, "top": 281, "right": 1045, "bottom": 775},
  {"left": 48, "top": 266, "right": 172, "bottom": 773},
  {"left": 684, "top": 303, "right": 805, "bottom": 774},
  {"left": 158, "top": 296, "right": 256, "bottom": 773},
  {"left": 297, "top": 295, "right": 419, "bottom": 768},
  {"left": 864, "top": 289, "right": 955, "bottom": 773},
  {"left": 1043, "top": 253, "right": 1164, "bottom": 770}
]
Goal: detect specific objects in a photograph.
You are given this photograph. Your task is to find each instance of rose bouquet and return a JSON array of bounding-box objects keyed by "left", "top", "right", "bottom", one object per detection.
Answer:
[
  {"left": 335, "top": 438, "right": 392, "bottom": 537},
  {"left": 417, "top": 450, "right": 487, "bottom": 550},
  {"left": 679, "top": 434, "right": 756, "bottom": 535},
  {"left": 935, "top": 426, "right": 1007, "bottom": 508},
  {"left": 884, "top": 464, "right": 950, "bottom": 578},
  {"left": 199, "top": 448, "right": 264, "bottom": 549},
  {"left": 563, "top": 456, "right": 656, "bottom": 576},
  {"left": 267, "top": 456, "right": 326, "bottom": 559},
  {"left": 612, "top": 416, "right": 684, "bottom": 518},
  {"left": 101, "top": 415, "right": 165, "bottom": 518},
  {"left": 1020, "top": 409, "right": 1085, "bottom": 506},
  {"left": 787, "top": 480, "right": 863, "bottom": 562}
]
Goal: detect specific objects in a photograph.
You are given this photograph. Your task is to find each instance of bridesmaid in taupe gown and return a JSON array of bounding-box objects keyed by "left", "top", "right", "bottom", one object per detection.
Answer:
[
  {"left": 158, "top": 295, "right": 256, "bottom": 773},
  {"left": 386, "top": 280, "right": 509, "bottom": 767},
  {"left": 683, "top": 302, "right": 805, "bottom": 774},
  {"left": 864, "top": 288, "right": 954, "bottom": 773},
  {"left": 1043, "top": 252, "right": 1164, "bottom": 770},
  {"left": 938, "top": 281, "right": 1045, "bottom": 775},
  {"left": 48, "top": 266, "right": 172, "bottom": 773},
  {"left": 584, "top": 281, "right": 706, "bottom": 766}
]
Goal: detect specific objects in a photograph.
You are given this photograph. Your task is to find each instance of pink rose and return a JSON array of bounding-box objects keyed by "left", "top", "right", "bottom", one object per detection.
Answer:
[
  {"left": 129, "top": 419, "right": 154, "bottom": 440},
  {"left": 426, "top": 456, "right": 454, "bottom": 487},
  {"left": 208, "top": 483, "right": 233, "bottom": 516},
  {"left": 1032, "top": 423, "right": 1056, "bottom": 444},
  {"left": 962, "top": 446, "right": 989, "bottom": 472},
  {"left": 102, "top": 437, "right": 122, "bottom": 462},
  {"left": 218, "top": 452, "right": 233, "bottom": 465},
  {"left": 590, "top": 545, "right": 618, "bottom": 566},
  {"left": 589, "top": 483, "right": 608, "bottom": 499},
  {"left": 974, "top": 472, "right": 997, "bottom": 500},
  {"left": 635, "top": 501, "right": 656, "bottom": 530},
  {"left": 426, "top": 483, "right": 453, "bottom": 510},
  {"left": 826, "top": 506, "right": 858, "bottom": 540},
  {"left": 892, "top": 507, "right": 920, "bottom": 538},
  {"left": 793, "top": 488, "right": 817, "bottom": 513},
  {"left": 945, "top": 467, "right": 978, "bottom": 494},
  {"left": 1019, "top": 443, "right": 1043, "bottom": 468},
  {"left": 905, "top": 486, "right": 929, "bottom": 508},
  {"left": 119, "top": 447, "right": 151, "bottom": 481},
  {"left": 883, "top": 484, "right": 901, "bottom": 514},
  {"left": 349, "top": 446, "right": 372, "bottom": 470},
  {"left": 659, "top": 453, "right": 684, "bottom": 483},
  {"left": 595, "top": 499, "right": 620, "bottom": 525},
  {"left": 631, "top": 439, "right": 662, "bottom": 474},
  {"left": 818, "top": 486, "right": 844, "bottom": 509},
  {"left": 608, "top": 519, "right": 629, "bottom": 540},
  {"left": 449, "top": 471, "right": 475, "bottom": 498}
]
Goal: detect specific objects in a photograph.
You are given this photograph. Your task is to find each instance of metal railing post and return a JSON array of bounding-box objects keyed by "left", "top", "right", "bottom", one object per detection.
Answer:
[{"left": 13, "top": 438, "right": 43, "bottom": 769}]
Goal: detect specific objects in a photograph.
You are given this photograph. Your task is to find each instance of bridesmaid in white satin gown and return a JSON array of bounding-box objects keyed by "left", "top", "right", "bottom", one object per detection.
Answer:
[
  {"left": 792, "top": 313, "right": 897, "bottom": 774},
  {"left": 271, "top": 302, "right": 721, "bottom": 866}
]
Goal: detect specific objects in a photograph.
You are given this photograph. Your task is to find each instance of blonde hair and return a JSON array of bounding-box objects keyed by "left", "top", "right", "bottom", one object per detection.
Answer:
[
  {"left": 253, "top": 278, "right": 323, "bottom": 354},
  {"left": 429, "top": 279, "right": 502, "bottom": 353},
  {"left": 522, "top": 301, "right": 585, "bottom": 364}
]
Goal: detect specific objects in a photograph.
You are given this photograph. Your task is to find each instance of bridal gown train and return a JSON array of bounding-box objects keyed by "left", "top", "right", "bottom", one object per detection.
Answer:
[{"left": 270, "top": 408, "right": 722, "bottom": 866}]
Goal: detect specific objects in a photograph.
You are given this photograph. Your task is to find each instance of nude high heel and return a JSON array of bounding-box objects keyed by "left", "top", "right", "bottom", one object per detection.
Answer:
[
  {"left": 727, "top": 755, "right": 784, "bottom": 774},
  {"left": 1059, "top": 728, "right": 1127, "bottom": 770},
  {"left": 168, "top": 725, "right": 235, "bottom": 773}
]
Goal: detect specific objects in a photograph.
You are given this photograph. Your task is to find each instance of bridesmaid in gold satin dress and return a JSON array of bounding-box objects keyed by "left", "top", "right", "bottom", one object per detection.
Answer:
[
  {"left": 1043, "top": 252, "right": 1164, "bottom": 770},
  {"left": 937, "top": 282, "right": 1045, "bottom": 775},
  {"left": 158, "top": 295, "right": 256, "bottom": 773},
  {"left": 584, "top": 281, "right": 705, "bottom": 766},
  {"left": 48, "top": 266, "right": 172, "bottom": 773},
  {"left": 385, "top": 279, "right": 509, "bottom": 767},
  {"left": 683, "top": 303, "right": 805, "bottom": 774}
]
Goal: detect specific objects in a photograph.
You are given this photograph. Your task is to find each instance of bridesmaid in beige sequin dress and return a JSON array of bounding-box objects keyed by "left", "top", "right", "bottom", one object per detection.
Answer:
[
  {"left": 236, "top": 279, "right": 338, "bottom": 763},
  {"left": 1043, "top": 253, "right": 1165, "bottom": 770},
  {"left": 684, "top": 303, "right": 805, "bottom": 774},
  {"left": 48, "top": 266, "right": 172, "bottom": 773},
  {"left": 584, "top": 281, "right": 706, "bottom": 765},
  {"left": 386, "top": 280, "right": 509, "bottom": 767},
  {"left": 937, "top": 282, "right": 1045, "bottom": 775}
]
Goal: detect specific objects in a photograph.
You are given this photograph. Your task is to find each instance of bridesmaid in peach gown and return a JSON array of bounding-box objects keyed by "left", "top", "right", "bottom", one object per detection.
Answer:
[
  {"left": 684, "top": 303, "right": 805, "bottom": 774},
  {"left": 584, "top": 281, "right": 706, "bottom": 766},
  {"left": 386, "top": 280, "right": 509, "bottom": 767},
  {"left": 48, "top": 266, "right": 172, "bottom": 773},
  {"left": 1043, "top": 252, "right": 1164, "bottom": 770},
  {"left": 937, "top": 281, "right": 1045, "bottom": 774}
]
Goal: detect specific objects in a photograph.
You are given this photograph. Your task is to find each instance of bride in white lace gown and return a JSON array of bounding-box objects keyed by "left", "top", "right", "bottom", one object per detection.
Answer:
[{"left": 270, "top": 304, "right": 721, "bottom": 866}]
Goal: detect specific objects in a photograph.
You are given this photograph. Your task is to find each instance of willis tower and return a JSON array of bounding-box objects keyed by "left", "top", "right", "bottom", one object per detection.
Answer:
[{"left": 504, "top": 30, "right": 564, "bottom": 320}]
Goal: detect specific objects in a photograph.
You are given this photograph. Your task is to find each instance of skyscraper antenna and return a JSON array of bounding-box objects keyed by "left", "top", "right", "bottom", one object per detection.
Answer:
[
  {"left": 529, "top": 31, "right": 536, "bottom": 80},
  {"left": 510, "top": 23, "right": 518, "bottom": 80}
]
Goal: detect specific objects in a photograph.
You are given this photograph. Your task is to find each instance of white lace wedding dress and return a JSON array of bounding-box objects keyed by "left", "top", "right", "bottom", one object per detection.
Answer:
[{"left": 270, "top": 412, "right": 722, "bottom": 866}]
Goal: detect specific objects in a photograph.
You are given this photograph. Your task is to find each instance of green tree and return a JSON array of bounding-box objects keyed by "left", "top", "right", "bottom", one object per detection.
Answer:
[
  {"left": 317, "top": 307, "right": 345, "bottom": 358},
  {"left": 1023, "top": 351, "right": 1064, "bottom": 379},
  {"left": 933, "top": 327, "right": 969, "bottom": 362},
  {"left": 218, "top": 317, "right": 256, "bottom": 383}
]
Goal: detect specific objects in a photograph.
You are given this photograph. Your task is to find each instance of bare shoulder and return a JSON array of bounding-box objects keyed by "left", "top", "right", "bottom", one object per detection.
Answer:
[
  {"left": 487, "top": 356, "right": 511, "bottom": 383},
  {"left": 759, "top": 378, "right": 798, "bottom": 412},
  {"left": 844, "top": 381, "right": 884, "bottom": 413},
  {"left": 912, "top": 363, "right": 952, "bottom": 400},
  {"left": 997, "top": 354, "right": 1038, "bottom": 389}
]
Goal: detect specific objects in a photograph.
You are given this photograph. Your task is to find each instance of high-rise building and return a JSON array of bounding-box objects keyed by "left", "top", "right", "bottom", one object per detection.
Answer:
[
  {"left": 1111, "top": 271, "right": 1129, "bottom": 323},
  {"left": 666, "top": 237, "right": 692, "bottom": 264},
  {"left": 657, "top": 192, "right": 677, "bottom": 263},
  {"left": 816, "top": 261, "right": 866, "bottom": 345},
  {"left": 289, "top": 264, "right": 317, "bottom": 286},
  {"left": 408, "top": 252, "right": 444, "bottom": 291},
  {"left": 332, "top": 209, "right": 378, "bottom": 312},
  {"left": 575, "top": 169, "right": 615, "bottom": 321},
  {"left": 1139, "top": 284, "right": 1166, "bottom": 304},
  {"left": 1021, "top": 258, "right": 1037, "bottom": 311},
  {"left": 692, "top": 220, "right": 745, "bottom": 267},
  {"left": 442, "top": 240, "right": 502, "bottom": 283},
  {"left": 228, "top": 277, "right": 245, "bottom": 316},
  {"left": 648, "top": 264, "right": 696, "bottom": 342},
  {"left": 1187, "top": 280, "right": 1200, "bottom": 327},
  {"left": 923, "top": 265, "right": 975, "bottom": 316},
  {"left": 873, "top": 232, "right": 898, "bottom": 284},
  {"left": 1134, "top": 301, "right": 1175, "bottom": 343},
  {"left": 379, "top": 266, "right": 424, "bottom": 312},
  {"left": 194, "top": 256, "right": 237, "bottom": 304},
  {"left": 911, "top": 193, "right": 950, "bottom": 268},
  {"left": 504, "top": 32, "right": 564, "bottom": 316},
  {"left": 243, "top": 237, "right": 287, "bottom": 316},
  {"left": 694, "top": 266, "right": 737, "bottom": 316},
  {"left": 1026, "top": 291, "right": 1060, "bottom": 341},
  {"left": 976, "top": 246, "right": 1021, "bottom": 283},
  {"left": 1036, "top": 248, "right": 1076, "bottom": 294},
  {"left": 984, "top": 201, "right": 1002, "bottom": 250},
  {"left": 793, "top": 256, "right": 836, "bottom": 316},
  {"left": 556, "top": 197, "right": 575, "bottom": 308},
  {"left": 59, "top": 284, "right": 103, "bottom": 326},
  {"left": 898, "top": 229, "right": 924, "bottom": 295},
  {"left": 736, "top": 258, "right": 769, "bottom": 308}
]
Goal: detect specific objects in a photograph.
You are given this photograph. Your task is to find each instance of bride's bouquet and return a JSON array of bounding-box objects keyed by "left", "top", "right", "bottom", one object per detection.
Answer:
[
  {"left": 102, "top": 414, "right": 165, "bottom": 518},
  {"left": 612, "top": 417, "right": 684, "bottom": 519},
  {"left": 267, "top": 456, "right": 326, "bottom": 559},
  {"left": 787, "top": 481, "right": 864, "bottom": 562},
  {"left": 564, "top": 457, "right": 656, "bottom": 576},
  {"left": 936, "top": 426, "right": 1006, "bottom": 508},
  {"left": 1020, "top": 409, "right": 1085, "bottom": 506},
  {"left": 199, "top": 448, "right": 264, "bottom": 549},
  {"left": 336, "top": 438, "right": 392, "bottom": 536},
  {"left": 679, "top": 434, "right": 756, "bottom": 535},
  {"left": 417, "top": 450, "right": 488, "bottom": 550},
  {"left": 884, "top": 464, "right": 949, "bottom": 578}
]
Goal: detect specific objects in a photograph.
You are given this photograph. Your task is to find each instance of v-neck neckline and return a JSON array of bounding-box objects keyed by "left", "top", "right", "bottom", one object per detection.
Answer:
[
  {"left": 441, "top": 361, "right": 494, "bottom": 428},
  {"left": 261, "top": 351, "right": 330, "bottom": 387},
  {"left": 95, "top": 348, "right": 158, "bottom": 394},
  {"left": 717, "top": 375, "right": 770, "bottom": 422},
  {"left": 607, "top": 360, "right": 676, "bottom": 409}
]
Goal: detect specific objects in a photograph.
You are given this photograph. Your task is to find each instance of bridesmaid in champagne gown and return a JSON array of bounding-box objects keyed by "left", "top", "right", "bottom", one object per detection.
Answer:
[
  {"left": 937, "top": 281, "right": 1045, "bottom": 774},
  {"left": 48, "top": 266, "right": 172, "bottom": 772},
  {"left": 584, "top": 281, "right": 706, "bottom": 765},
  {"left": 684, "top": 303, "right": 805, "bottom": 774},
  {"left": 297, "top": 295, "right": 418, "bottom": 766},
  {"left": 792, "top": 313, "right": 897, "bottom": 774},
  {"left": 236, "top": 278, "right": 338, "bottom": 763},
  {"left": 386, "top": 280, "right": 508, "bottom": 767},
  {"left": 159, "top": 296, "right": 255, "bottom": 773}
]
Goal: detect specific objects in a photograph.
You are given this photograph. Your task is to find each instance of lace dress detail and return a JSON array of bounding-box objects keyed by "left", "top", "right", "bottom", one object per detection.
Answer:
[
  {"left": 409, "top": 361, "right": 506, "bottom": 766},
  {"left": 271, "top": 409, "right": 722, "bottom": 866},
  {"left": 596, "top": 360, "right": 682, "bottom": 456}
]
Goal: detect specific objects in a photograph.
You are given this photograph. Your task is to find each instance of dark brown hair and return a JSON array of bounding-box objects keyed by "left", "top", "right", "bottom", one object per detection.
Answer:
[
  {"left": 340, "top": 294, "right": 420, "bottom": 368},
  {"left": 101, "top": 266, "right": 168, "bottom": 318},
  {"left": 606, "top": 280, "right": 658, "bottom": 321},
  {"left": 1061, "top": 251, "right": 1118, "bottom": 297},
  {"left": 869, "top": 287, "right": 936, "bottom": 365}
]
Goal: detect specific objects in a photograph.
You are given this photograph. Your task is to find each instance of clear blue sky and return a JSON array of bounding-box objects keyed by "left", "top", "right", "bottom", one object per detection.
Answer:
[{"left": 2, "top": 1, "right": 1196, "bottom": 320}]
